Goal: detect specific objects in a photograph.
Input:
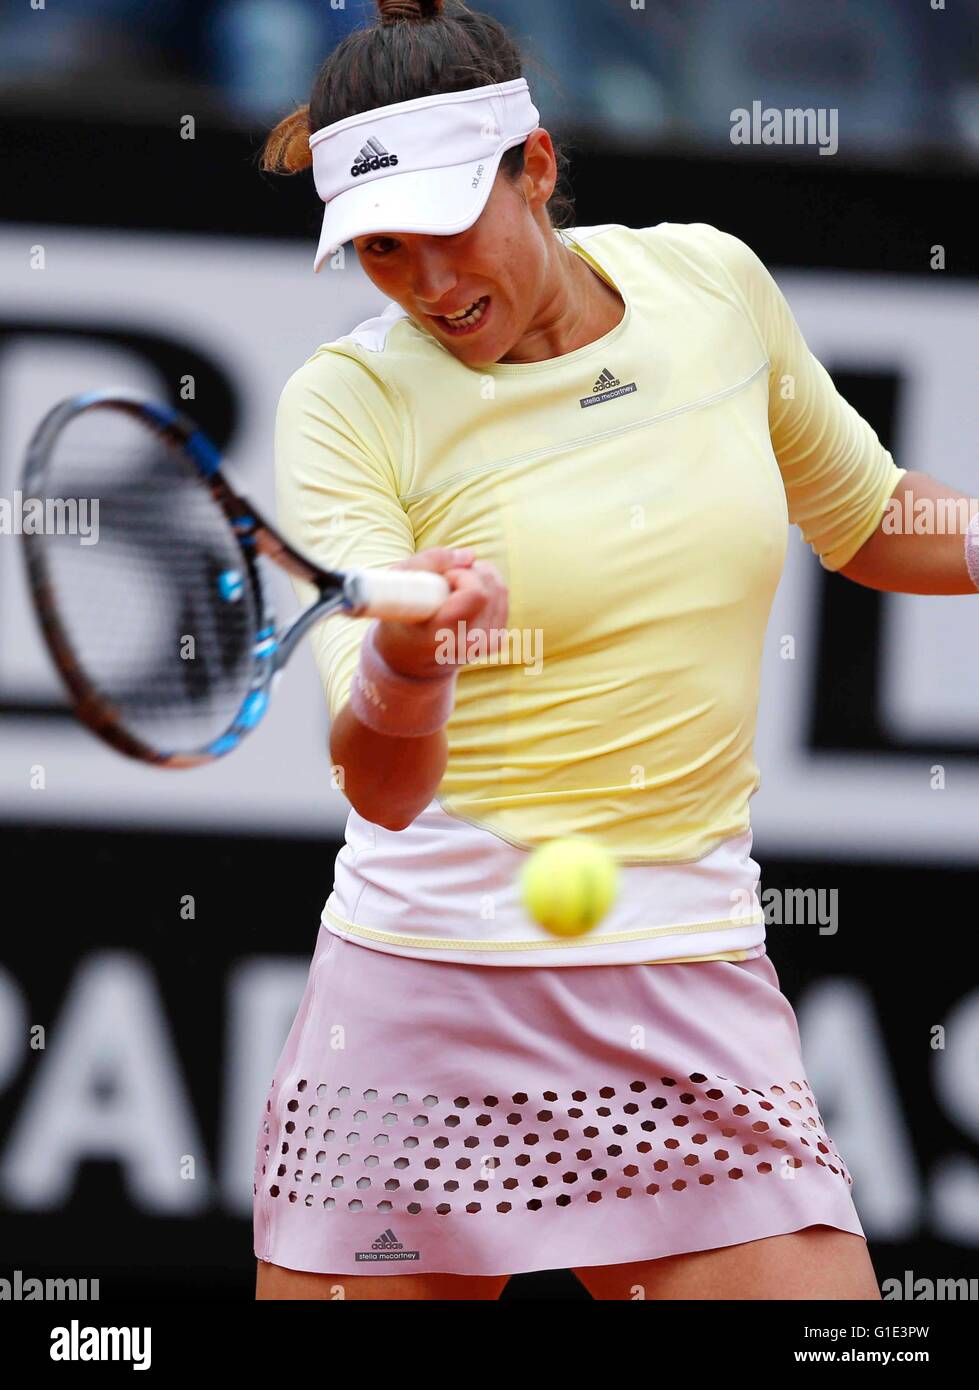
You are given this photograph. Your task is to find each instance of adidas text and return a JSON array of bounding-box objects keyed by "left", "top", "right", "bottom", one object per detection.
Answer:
[
  {"left": 351, "top": 140, "right": 399, "bottom": 178},
  {"left": 580, "top": 367, "right": 638, "bottom": 409},
  {"left": 351, "top": 154, "right": 400, "bottom": 177},
  {"left": 355, "top": 1227, "right": 420, "bottom": 1262}
]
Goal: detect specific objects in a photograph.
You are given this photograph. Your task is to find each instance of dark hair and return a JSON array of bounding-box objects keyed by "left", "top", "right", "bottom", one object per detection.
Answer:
[{"left": 261, "top": 0, "right": 575, "bottom": 229}]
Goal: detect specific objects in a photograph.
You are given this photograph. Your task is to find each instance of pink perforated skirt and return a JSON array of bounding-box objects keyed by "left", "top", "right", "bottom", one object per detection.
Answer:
[{"left": 252, "top": 924, "right": 864, "bottom": 1278}]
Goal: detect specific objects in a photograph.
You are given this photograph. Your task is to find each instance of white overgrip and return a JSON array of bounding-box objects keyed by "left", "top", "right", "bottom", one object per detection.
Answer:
[{"left": 343, "top": 568, "right": 450, "bottom": 622}]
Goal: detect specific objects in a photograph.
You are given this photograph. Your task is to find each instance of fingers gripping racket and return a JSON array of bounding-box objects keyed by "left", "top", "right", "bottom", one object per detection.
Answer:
[{"left": 20, "top": 390, "right": 449, "bottom": 767}]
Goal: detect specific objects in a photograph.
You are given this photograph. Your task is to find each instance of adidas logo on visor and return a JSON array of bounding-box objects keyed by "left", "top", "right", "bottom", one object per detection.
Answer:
[{"left": 351, "top": 138, "right": 400, "bottom": 178}]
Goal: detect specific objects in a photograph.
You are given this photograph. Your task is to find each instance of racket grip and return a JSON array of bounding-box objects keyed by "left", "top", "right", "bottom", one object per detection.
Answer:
[{"left": 343, "top": 568, "right": 451, "bottom": 622}]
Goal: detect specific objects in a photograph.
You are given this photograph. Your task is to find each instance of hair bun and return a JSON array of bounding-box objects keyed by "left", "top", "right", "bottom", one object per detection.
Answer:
[{"left": 377, "top": 0, "right": 445, "bottom": 25}]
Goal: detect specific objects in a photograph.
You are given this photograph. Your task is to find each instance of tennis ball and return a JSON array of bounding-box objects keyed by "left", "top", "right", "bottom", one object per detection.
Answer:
[{"left": 520, "top": 837, "right": 620, "bottom": 937}]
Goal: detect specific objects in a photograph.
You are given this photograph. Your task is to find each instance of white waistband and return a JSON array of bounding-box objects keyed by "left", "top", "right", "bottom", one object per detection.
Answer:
[{"left": 322, "top": 801, "right": 765, "bottom": 966}]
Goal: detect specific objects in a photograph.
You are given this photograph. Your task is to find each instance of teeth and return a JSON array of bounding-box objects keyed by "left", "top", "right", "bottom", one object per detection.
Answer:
[{"left": 442, "top": 297, "right": 487, "bottom": 328}]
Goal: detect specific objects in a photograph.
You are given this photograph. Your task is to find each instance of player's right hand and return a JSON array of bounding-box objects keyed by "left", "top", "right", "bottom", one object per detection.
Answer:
[{"left": 374, "top": 547, "right": 509, "bottom": 680}]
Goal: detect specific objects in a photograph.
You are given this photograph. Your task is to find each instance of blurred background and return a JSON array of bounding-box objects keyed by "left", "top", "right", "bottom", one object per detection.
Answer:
[
  {"left": 1, "top": 0, "right": 978, "bottom": 151},
  {"left": 1, "top": 0, "right": 977, "bottom": 1300}
]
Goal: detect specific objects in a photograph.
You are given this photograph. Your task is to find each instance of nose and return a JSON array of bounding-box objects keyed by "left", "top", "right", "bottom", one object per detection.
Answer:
[{"left": 411, "top": 241, "right": 460, "bottom": 311}]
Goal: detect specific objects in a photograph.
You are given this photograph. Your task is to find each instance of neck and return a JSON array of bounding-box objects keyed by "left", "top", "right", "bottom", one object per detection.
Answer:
[{"left": 499, "top": 237, "right": 624, "bottom": 365}]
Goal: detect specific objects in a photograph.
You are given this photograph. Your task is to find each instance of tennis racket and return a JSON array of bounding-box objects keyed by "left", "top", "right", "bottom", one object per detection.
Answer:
[{"left": 20, "top": 389, "right": 450, "bottom": 767}]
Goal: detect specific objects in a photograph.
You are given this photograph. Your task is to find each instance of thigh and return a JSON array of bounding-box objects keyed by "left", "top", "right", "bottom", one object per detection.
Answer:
[
  {"left": 256, "top": 1259, "right": 510, "bottom": 1301},
  {"left": 572, "top": 1225, "right": 881, "bottom": 1301}
]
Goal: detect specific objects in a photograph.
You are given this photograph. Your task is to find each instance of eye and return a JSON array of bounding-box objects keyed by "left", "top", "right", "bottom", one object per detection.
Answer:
[{"left": 363, "top": 237, "right": 399, "bottom": 256}]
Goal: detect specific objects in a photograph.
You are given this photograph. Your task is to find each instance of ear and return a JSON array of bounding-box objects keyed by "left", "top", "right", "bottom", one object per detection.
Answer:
[{"left": 520, "top": 128, "right": 559, "bottom": 211}]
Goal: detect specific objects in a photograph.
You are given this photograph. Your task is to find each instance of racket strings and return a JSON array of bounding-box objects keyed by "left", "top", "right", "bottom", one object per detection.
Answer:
[{"left": 32, "top": 413, "right": 262, "bottom": 755}]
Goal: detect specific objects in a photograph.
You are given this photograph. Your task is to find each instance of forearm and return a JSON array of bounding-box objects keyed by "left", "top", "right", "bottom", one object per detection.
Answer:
[
  {"left": 838, "top": 471, "right": 979, "bottom": 595},
  {"left": 321, "top": 547, "right": 505, "bottom": 832},
  {"left": 330, "top": 701, "right": 448, "bottom": 832}
]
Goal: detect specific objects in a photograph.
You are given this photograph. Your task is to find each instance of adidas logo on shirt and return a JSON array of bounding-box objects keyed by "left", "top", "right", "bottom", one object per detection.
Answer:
[
  {"left": 371, "top": 1228, "right": 403, "bottom": 1251},
  {"left": 580, "top": 366, "right": 638, "bottom": 409},
  {"left": 593, "top": 368, "right": 621, "bottom": 392},
  {"left": 351, "top": 138, "right": 400, "bottom": 177}
]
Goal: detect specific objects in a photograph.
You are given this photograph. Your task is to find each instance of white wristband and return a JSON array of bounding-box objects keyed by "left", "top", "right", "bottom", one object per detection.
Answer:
[{"left": 349, "top": 622, "right": 458, "bottom": 738}]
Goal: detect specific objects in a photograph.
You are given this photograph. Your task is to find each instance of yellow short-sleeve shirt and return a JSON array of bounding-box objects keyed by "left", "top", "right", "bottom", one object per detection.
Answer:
[{"left": 276, "top": 222, "right": 904, "bottom": 864}]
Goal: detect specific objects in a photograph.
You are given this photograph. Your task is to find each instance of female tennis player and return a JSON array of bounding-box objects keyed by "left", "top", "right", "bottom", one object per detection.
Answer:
[{"left": 253, "top": 0, "right": 978, "bottom": 1301}]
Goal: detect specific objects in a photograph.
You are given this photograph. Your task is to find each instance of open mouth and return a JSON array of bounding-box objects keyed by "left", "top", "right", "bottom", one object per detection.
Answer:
[{"left": 433, "top": 296, "right": 491, "bottom": 335}]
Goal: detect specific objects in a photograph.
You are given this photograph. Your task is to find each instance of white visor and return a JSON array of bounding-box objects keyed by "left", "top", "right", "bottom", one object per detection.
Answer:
[{"left": 309, "top": 77, "right": 540, "bottom": 271}]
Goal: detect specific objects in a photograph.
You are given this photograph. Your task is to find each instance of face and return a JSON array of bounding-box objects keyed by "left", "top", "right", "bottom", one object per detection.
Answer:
[{"left": 352, "top": 129, "right": 561, "bottom": 368}]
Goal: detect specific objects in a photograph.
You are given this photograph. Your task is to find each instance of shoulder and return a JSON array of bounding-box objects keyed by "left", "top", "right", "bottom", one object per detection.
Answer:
[
  {"left": 338, "top": 299, "right": 412, "bottom": 354},
  {"left": 277, "top": 305, "right": 413, "bottom": 420},
  {"left": 634, "top": 221, "right": 768, "bottom": 285},
  {"left": 565, "top": 219, "right": 750, "bottom": 254},
  {"left": 626, "top": 223, "right": 783, "bottom": 354},
  {"left": 564, "top": 220, "right": 769, "bottom": 293}
]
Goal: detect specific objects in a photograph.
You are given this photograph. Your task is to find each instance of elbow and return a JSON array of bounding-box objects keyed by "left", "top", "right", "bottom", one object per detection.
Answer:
[
  {"left": 343, "top": 791, "right": 419, "bottom": 833},
  {"left": 358, "top": 806, "right": 418, "bottom": 833}
]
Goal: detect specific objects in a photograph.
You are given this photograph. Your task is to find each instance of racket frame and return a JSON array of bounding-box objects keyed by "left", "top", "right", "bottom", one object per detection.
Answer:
[{"left": 21, "top": 389, "right": 361, "bottom": 768}]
